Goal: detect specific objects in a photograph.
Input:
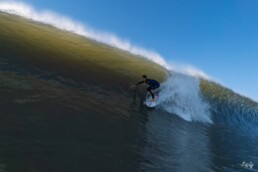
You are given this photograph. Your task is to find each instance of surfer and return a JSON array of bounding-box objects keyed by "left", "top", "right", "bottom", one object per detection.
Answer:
[{"left": 133, "top": 75, "right": 160, "bottom": 101}]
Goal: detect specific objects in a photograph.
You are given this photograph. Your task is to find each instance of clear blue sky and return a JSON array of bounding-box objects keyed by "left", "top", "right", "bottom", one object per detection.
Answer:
[{"left": 23, "top": 0, "right": 258, "bottom": 100}]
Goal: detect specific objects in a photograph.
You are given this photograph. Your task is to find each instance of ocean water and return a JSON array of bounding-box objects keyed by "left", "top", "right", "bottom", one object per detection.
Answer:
[{"left": 0, "top": 12, "right": 258, "bottom": 172}]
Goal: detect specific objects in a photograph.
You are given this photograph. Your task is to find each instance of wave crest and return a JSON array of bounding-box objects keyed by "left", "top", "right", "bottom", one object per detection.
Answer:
[{"left": 0, "top": 1, "right": 168, "bottom": 68}]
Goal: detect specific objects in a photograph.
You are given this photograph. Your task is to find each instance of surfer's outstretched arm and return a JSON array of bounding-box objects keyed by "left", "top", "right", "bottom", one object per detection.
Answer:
[
  {"left": 136, "top": 81, "right": 145, "bottom": 86},
  {"left": 132, "top": 81, "right": 144, "bottom": 88}
]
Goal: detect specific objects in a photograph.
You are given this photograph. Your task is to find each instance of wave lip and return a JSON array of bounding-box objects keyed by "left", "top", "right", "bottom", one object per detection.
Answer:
[{"left": 0, "top": 1, "right": 168, "bottom": 68}]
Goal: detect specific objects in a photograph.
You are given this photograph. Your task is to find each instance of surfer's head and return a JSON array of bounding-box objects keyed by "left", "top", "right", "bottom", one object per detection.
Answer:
[{"left": 142, "top": 75, "right": 147, "bottom": 81}]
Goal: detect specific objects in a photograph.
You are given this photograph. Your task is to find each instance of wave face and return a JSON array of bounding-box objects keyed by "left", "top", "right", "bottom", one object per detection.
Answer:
[
  {"left": 201, "top": 81, "right": 258, "bottom": 133},
  {"left": 1, "top": 11, "right": 258, "bottom": 172},
  {"left": 0, "top": 1, "right": 214, "bottom": 124}
]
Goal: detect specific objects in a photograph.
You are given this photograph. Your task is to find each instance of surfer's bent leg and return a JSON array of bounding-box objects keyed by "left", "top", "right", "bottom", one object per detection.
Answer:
[
  {"left": 148, "top": 84, "right": 160, "bottom": 99},
  {"left": 147, "top": 87, "right": 154, "bottom": 99}
]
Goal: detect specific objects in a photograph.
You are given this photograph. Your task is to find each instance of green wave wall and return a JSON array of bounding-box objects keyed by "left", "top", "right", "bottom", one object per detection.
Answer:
[{"left": 0, "top": 12, "right": 168, "bottom": 87}]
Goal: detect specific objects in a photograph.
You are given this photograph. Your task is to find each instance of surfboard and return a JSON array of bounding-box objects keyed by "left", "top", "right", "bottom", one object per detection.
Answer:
[{"left": 144, "top": 94, "right": 159, "bottom": 107}]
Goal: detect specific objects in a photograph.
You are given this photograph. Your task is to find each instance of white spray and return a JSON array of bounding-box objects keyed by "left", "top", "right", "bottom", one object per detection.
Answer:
[{"left": 158, "top": 73, "right": 212, "bottom": 123}]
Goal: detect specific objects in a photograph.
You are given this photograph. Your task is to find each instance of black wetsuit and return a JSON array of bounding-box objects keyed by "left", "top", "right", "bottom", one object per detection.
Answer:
[{"left": 137, "top": 79, "right": 160, "bottom": 99}]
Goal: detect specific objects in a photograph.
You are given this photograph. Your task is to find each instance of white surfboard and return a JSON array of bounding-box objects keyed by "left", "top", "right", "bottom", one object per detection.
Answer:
[{"left": 144, "top": 94, "right": 159, "bottom": 107}]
